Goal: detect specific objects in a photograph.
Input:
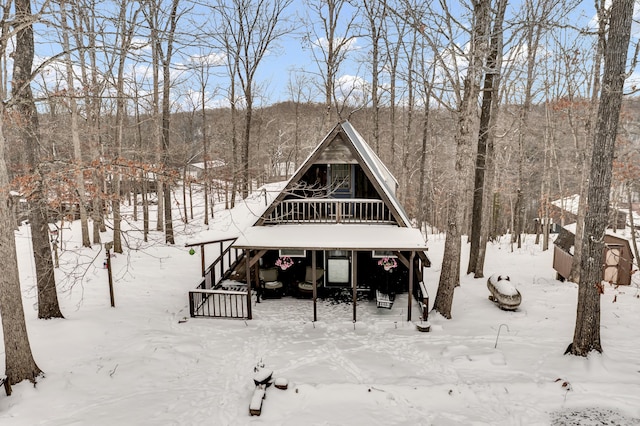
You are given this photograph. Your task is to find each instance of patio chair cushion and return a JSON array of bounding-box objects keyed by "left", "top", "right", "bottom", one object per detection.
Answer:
[{"left": 264, "top": 281, "right": 283, "bottom": 290}]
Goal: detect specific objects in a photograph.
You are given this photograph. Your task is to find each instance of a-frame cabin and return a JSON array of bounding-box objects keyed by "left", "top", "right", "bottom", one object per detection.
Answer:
[{"left": 228, "top": 121, "right": 430, "bottom": 321}]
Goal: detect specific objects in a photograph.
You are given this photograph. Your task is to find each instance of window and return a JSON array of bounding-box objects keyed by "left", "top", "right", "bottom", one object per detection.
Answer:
[
  {"left": 331, "top": 164, "right": 351, "bottom": 189},
  {"left": 279, "top": 249, "right": 306, "bottom": 258},
  {"left": 372, "top": 250, "right": 397, "bottom": 258}
]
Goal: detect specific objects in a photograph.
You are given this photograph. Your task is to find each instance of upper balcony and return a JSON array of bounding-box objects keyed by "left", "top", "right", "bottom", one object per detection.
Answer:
[{"left": 262, "top": 198, "right": 395, "bottom": 225}]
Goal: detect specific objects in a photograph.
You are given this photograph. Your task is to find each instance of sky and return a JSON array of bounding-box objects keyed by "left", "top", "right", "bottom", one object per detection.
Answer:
[
  {"left": 19, "top": 0, "right": 640, "bottom": 113},
  {"left": 1, "top": 179, "right": 640, "bottom": 425}
]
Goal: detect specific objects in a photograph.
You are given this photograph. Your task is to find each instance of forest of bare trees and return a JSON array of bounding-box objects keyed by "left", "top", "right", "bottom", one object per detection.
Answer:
[{"left": 1, "top": 0, "right": 640, "bottom": 387}]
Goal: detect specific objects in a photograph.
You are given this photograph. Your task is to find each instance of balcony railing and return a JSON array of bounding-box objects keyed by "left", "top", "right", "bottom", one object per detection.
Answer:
[{"left": 263, "top": 198, "right": 394, "bottom": 224}]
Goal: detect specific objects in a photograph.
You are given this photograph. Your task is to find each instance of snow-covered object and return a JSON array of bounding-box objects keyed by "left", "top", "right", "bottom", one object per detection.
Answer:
[
  {"left": 274, "top": 377, "right": 288, "bottom": 390},
  {"left": 487, "top": 274, "right": 521, "bottom": 311},
  {"left": 253, "top": 368, "right": 273, "bottom": 386},
  {"left": 249, "top": 389, "right": 265, "bottom": 416}
]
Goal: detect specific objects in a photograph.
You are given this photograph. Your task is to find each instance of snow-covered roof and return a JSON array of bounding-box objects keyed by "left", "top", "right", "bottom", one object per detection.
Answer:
[
  {"left": 234, "top": 224, "right": 427, "bottom": 251},
  {"left": 188, "top": 160, "right": 226, "bottom": 170},
  {"left": 562, "top": 222, "right": 638, "bottom": 243},
  {"left": 261, "top": 121, "right": 412, "bottom": 228},
  {"left": 552, "top": 194, "right": 640, "bottom": 225},
  {"left": 341, "top": 122, "right": 412, "bottom": 227},
  {"left": 551, "top": 194, "right": 580, "bottom": 215}
]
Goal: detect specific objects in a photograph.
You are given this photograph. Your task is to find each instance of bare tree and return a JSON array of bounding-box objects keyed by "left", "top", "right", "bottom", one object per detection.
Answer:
[
  {"left": 59, "top": 0, "right": 91, "bottom": 248},
  {"left": 159, "top": 0, "right": 181, "bottom": 244},
  {"left": 13, "top": 0, "right": 64, "bottom": 319},
  {"left": 72, "top": 0, "right": 106, "bottom": 243},
  {"left": 210, "top": 0, "right": 293, "bottom": 199},
  {"left": 362, "top": 0, "right": 386, "bottom": 153},
  {"left": 433, "top": 0, "right": 490, "bottom": 319},
  {"left": 568, "top": 0, "right": 606, "bottom": 283},
  {"left": 304, "top": 0, "right": 358, "bottom": 124},
  {"left": 109, "top": 0, "right": 141, "bottom": 253},
  {"left": 1, "top": 0, "right": 43, "bottom": 385},
  {"left": 467, "top": 0, "right": 507, "bottom": 277},
  {"left": 188, "top": 52, "right": 219, "bottom": 225},
  {"left": 383, "top": 8, "right": 408, "bottom": 172},
  {"left": 286, "top": 71, "right": 314, "bottom": 169},
  {"left": 569, "top": 0, "right": 634, "bottom": 356}
]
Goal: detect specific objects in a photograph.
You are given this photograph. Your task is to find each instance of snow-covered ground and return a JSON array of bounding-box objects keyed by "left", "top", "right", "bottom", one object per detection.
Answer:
[{"left": 1, "top": 190, "right": 640, "bottom": 425}]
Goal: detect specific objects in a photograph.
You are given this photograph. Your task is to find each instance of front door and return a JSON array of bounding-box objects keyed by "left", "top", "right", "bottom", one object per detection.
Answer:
[{"left": 326, "top": 250, "right": 351, "bottom": 287}]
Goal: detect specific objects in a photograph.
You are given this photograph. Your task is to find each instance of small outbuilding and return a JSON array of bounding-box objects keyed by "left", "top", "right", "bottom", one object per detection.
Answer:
[{"left": 553, "top": 227, "right": 635, "bottom": 286}]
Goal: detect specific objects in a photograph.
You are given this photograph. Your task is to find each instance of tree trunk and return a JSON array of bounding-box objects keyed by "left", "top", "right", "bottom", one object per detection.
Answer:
[
  {"left": 161, "top": 0, "right": 180, "bottom": 245},
  {"left": 0, "top": 0, "right": 43, "bottom": 382},
  {"left": 13, "top": 0, "right": 64, "bottom": 319},
  {"left": 241, "top": 94, "right": 252, "bottom": 199},
  {"left": 143, "top": 174, "right": 149, "bottom": 242},
  {"left": 433, "top": 0, "right": 489, "bottom": 318},
  {"left": 569, "top": 0, "right": 606, "bottom": 284},
  {"left": 60, "top": 0, "right": 91, "bottom": 248},
  {"left": 202, "top": 80, "right": 209, "bottom": 225},
  {"left": 418, "top": 63, "right": 435, "bottom": 231},
  {"left": 570, "top": 0, "right": 634, "bottom": 357},
  {"left": 0, "top": 116, "right": 43, "bottom": 385},
  {"left": 468, "top": 0, "right": 506, "bottom": 277},
  {"left": 627, "top": 187, "right": 640, "bottom": 263}
]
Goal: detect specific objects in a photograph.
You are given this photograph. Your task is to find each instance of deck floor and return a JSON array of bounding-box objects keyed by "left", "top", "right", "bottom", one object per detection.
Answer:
[{"left": 251, "top": 293, "right": 424, "bottom": 323}]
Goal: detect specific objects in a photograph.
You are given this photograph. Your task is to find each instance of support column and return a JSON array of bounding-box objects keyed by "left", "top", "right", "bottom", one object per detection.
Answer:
[
  {"left": 312, "top": 250, "right": 317, "bottom": 322},
  {"left": 200, "top": 244, "right": 205, "bottom": 276},
  {"left": 352, "top": 250, "right": 357, "bottom": 322},
  {"left": 407, "top": 251, "right": 415, "bottom": 322},
  {"left": 245, "top": 249, "right": 252, "bottom": 319}
]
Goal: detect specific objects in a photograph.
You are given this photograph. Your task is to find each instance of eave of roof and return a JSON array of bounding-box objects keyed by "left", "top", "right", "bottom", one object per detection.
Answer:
[{"left": 233, "top": 223, "right": 428, "bottom": 252}]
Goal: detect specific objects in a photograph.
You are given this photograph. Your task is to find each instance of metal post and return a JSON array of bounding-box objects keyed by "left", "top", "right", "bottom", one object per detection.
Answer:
[{"left": 105, "top": 241, "right": 115, "bottom": 307}]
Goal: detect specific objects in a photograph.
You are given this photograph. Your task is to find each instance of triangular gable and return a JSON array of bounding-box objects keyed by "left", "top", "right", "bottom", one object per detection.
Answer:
[{"left": 255, "top": 121, "right": 412, "bottom": 228}]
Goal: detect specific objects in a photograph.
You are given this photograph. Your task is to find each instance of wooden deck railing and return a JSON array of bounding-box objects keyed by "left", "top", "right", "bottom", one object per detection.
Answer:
[
  {"left": 263, "top": 198, "right": 394, "bottom": 224},
  {"left": 189, "top": 286, "right": 248, "bottom": 319},
  {"left": 415, "top": 281, "right": 429, "bottom": 321},
  {"left": 188, "top": 237, "right": 248, "bottom": 319}
]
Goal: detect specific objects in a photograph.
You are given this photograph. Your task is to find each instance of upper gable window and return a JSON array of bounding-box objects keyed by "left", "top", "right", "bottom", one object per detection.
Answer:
[{"left": 331, "top": 164, "right": 351, "bottom": 189}]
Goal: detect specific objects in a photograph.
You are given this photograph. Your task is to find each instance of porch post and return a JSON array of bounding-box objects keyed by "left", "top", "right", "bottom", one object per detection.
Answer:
[
  {"left": 312, "top": 250, "right": 317, "bottom": 322},
  {"left": 352, "top": 250, "right": 357, "bottom": 322},
  {"left": 407, "top": 251, "right": 415, "bottom": 322},
  {"left": 200, "top": 244, "right": 205, "bottom": 277},
  {"left": 245, "top": 249, "right": 252, "bottom": 319}
]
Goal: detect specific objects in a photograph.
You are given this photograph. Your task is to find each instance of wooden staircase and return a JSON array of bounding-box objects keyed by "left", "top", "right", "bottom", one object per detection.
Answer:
[{"left": 187, "top": 238, "right": 252, "bottom": 319}]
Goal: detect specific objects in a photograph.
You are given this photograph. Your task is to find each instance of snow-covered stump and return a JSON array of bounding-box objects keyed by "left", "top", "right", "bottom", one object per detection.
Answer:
[
  {"left": 253, "top": 368, "right": 273, "bottom": 386},
  {"left": 274, "top": 377, "right": 288, "bottom": 390},
  {"left": 487, "top": 274, "right": 521, "bottom": 311},
  {"left": 416, "top": 321, "right": 431, "bottom": 332}
]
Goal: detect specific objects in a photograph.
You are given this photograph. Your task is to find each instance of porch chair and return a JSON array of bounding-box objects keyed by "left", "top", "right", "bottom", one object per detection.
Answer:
[
  {"left": 259, "top": 267, "right": 283, "bottom": 298},
  {"left": 297, "top": 266, "right": 324, "bottom": 297}
]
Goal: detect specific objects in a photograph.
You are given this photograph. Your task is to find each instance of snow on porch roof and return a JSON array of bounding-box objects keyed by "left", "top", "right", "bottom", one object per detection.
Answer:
[{"left": 233, "top": 224, "right": 428, "bottom": 251}]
